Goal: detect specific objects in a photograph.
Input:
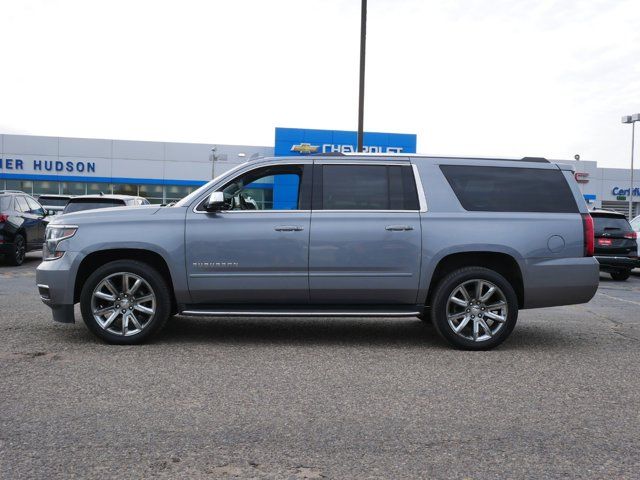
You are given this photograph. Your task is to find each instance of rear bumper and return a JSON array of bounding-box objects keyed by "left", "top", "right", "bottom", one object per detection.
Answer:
[
  {"left": 523, "top": 257, "right": 600, "bottom": 309},
  {"left": 0, "top": 242, "right": 15, "bottom": 254},
  {"left": 595, "top": 255, "right": 639, "bottom": 271}
]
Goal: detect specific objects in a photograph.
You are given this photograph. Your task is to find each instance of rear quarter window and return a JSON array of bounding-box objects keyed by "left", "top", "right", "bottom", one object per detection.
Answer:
[
  {"left": 0, "top": 196, "right": 11, "bottom": 210},
  {"left": 440, "top": 165, "right": 578, "bottom": 213}
]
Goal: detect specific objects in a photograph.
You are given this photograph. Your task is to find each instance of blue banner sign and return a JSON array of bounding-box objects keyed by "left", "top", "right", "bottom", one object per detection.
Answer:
[{"left": 275, "top": 127, "right": 417, "bottom": 157}]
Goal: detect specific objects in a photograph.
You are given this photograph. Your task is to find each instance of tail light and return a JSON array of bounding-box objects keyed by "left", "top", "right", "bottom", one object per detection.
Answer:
[
  {"left": 581, "top": 213, "right": 594, "bottom": 257},
  {"left": 623, "top": 231, "right": 638, "bottom": 240},
  {"left": 0, "top": 214, "right": 8, "bottom": 223}
]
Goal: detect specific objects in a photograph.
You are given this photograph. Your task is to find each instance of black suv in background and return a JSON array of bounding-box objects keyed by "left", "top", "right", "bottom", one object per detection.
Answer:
[
  {"left": 591, "top": 209, "right": 639, "bottom": 281},
  {"left": 0, "top": 190, "right": 49, "bottom": 265}
]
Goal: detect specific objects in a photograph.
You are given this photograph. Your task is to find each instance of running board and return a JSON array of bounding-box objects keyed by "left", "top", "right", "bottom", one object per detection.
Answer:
[{"left": 180, "top": 306, "right": 421, "bottom": 317}]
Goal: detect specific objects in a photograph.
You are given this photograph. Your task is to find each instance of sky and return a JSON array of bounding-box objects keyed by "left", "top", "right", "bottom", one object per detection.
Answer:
[{"left": 1, "top": 0, "right": 640, "bottom": 168}]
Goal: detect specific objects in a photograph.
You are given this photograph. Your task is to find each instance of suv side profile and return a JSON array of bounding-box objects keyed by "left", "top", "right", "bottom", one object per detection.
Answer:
[
  {"left": 1, "top": 190, "right": 49, "bottom": 265},
  {"left": 36, "top": 155, "right": 599, "bottom": 350}
]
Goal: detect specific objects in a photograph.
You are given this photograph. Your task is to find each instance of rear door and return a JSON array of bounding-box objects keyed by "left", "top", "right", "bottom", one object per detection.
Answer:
[
  {"left": 308, "top": 161, "right": 423, "bottom": 304},
  {"left": 14, "top": 196, "right": 40, "bottom": 247}
]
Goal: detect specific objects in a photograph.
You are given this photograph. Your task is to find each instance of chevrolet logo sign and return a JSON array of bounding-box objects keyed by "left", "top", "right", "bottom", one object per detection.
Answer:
[{"left": 291, "top": 143, "right": 319, "bottom": 154}]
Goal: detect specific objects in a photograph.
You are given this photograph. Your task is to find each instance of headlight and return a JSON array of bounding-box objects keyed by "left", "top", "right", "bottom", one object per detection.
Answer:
[{"left": 43, "top": 225, "right": 77, "bottom": 261}]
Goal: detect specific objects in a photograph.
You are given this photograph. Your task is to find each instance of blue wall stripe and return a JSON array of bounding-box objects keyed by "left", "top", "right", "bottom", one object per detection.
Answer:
[{"left": 0, "top": 172, "right": 207, "bottom": 186}]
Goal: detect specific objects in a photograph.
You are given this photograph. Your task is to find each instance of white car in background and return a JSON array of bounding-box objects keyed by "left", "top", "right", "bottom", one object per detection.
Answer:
[{"left": 631, "top": 215, "right": 640, "bottom": 258}]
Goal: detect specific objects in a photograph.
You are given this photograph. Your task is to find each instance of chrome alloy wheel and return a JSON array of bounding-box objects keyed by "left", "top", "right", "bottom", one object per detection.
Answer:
[
  {"left": 446, "top": 279, "right": 508, "bottom": 342},
  {"left": 90, "top": 272, "right": 156, "bottom": 336}
]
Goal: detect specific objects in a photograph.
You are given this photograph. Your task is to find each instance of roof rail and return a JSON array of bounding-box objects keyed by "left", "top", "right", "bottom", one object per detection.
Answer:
[
  {"left": 0, "top": 190, "right": 26, "bottom": 194},
  {"left": 520, "top": 157, "right": 549, "bottom": 163}
]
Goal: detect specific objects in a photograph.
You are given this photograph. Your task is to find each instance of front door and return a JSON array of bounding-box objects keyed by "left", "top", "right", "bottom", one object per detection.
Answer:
[
  {"left": 309, "top": 162, "right": 423, "bottom": 304},
  {"left": 185, "top": 162, "right": 312, "bottom": 304}
]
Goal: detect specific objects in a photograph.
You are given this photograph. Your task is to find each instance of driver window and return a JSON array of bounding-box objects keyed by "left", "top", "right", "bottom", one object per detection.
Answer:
[
  {"left": 219, "top": 165, "right": 303, "bottom": 211},
  {"left": 26, "top": 197, "right": 45, "bottom": 216}
]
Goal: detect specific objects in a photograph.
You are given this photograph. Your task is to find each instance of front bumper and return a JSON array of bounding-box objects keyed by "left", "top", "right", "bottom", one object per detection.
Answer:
[
  {"left": 36, "top": 251, "right": 85, "bottom": 323},
  {"left": 595, "top": 255, "right": 640, "bottom": 271}
]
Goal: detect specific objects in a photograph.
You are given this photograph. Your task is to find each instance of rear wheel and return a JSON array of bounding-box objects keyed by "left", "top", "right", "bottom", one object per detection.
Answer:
[
  {"left": 5, "top": 234, "right": 26, "bottom": 266},
  {"left": 80, "top": 260, "right": 171, "bottom": 344},
  {"left": 430, "top": 267, "right": 518, "bottom": 350},
  {"left": 610, "top": 270, "right": 631, "bottom": 281}
]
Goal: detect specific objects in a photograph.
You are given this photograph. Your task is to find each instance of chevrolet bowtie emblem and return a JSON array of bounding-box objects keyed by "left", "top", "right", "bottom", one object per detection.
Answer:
[{"left": 291, "top": 143, "right": 319, "bottom": 154}]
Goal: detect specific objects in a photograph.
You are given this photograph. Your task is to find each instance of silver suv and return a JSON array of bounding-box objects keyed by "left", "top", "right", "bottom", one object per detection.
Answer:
[{"left": 36, "top": 155, "right": 599, "bottom": 349}]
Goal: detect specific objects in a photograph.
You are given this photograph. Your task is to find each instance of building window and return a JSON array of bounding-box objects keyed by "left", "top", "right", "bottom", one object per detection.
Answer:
[
  {"left": 5, "top": 180, "right": 33, "bottom": 195},
  {"left": 113, "top": 183, "right": 137, "bottom": 196},
  {"left": 87, "top": 183, "right": 112, "bottom": 195},
  {"left": 34, "top": 181, "right": 60, "bottom": 195},
  {"left": 61, "top": 182, "right": 87, "bottom": 195}
]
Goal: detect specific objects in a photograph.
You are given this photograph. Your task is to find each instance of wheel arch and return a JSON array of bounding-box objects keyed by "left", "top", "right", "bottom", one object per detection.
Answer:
[
  {"left": 424, "top": 250, "right": 524, "bottom": 309},
  {"left": 74, "top": 248, "right": 177, "bottom": 313}
]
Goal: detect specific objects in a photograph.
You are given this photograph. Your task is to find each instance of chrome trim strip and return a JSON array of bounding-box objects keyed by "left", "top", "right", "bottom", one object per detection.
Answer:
[
  {"left": 181, "top": 310, "right": 421, "bottom": 317},
  {"left": 190, "top": 272, "right": 307, "bottom": 278},
  {"left": 412, "top": 163, "right": 428, "bottom": 213},
  {"left": 36, "top": 284, "right": 50, "bottom": 289},
  {"left": 309, "top": 272, "right": 413, "bottom": 277},
  {"left": 311, "top": 210, "right": 419, "bottom": 214}
]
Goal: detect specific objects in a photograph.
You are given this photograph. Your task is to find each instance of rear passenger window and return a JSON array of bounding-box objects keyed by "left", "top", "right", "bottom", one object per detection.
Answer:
[
  {"left": 321, "top": 165, "right": 419, "bottom": 210},
  {"left": 440, "top": 165, "right": 578, "bottom": 213}
]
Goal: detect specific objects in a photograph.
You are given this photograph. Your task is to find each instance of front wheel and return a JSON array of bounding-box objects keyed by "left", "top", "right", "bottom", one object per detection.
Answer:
[
  {"left": 80, "top": 260, "right": 171, "bottom": 344},
  {"left": 610, "top": 270, "right": 631, "bottom": 281},
  {"left": 430, "top": 267, "right": 519, "bottom": 350}
]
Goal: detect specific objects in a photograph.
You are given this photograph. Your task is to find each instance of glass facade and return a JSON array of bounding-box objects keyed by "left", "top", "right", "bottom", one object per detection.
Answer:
[{"left": 0, "top": 179, "right": 201, "bottom": 204}]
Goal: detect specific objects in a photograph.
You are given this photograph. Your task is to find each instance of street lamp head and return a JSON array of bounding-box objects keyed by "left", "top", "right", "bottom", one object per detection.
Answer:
[{"left": 622, "top": 114, "right": 640, "bottom": 123}]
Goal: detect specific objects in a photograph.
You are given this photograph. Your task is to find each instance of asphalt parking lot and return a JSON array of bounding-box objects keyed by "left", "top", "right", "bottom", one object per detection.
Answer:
[{"left": 1, "top": 253, "right": 640, "bottom": 479}]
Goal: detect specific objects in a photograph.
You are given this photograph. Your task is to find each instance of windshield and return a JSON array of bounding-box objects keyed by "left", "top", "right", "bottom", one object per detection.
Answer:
[
  {"left": 38, "top": 197, "right": 70, "bottom": 207},
  {"left": 63, "top": 199, "right": 125, "bottom": 214},
  {"left": 173, "top": 162, "right": 248, "bottom": 207}
]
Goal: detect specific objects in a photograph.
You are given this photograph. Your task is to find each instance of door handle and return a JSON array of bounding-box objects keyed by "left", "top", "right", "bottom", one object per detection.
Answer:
[
  {"left": 385, "top": 225, "right": 414, "bottom": 231},
  {"left": 274, "top": 225, "right": 304, "bottom": 232}
]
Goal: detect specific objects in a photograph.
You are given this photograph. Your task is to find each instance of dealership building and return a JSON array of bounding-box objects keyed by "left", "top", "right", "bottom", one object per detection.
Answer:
[{"left": 0, "top": 128, "right": 638, "bottom": 218}]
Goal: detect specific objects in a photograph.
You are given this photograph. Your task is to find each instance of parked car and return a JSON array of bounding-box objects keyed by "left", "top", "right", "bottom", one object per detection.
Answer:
[
  {"left": 36, "top": 155, "right": 599, "bottom": 350},
  {"left": 62, "top": 194, "right": 150, "bottom": 214},
  {"left": 630, "top": 215, "right": 640, "bottom": 259},
  {"left": 0, "top": 190, "right": 49, "bottom": 265},
  {"left": 37, "top": 194, "right": 73, "bottom": 216},
  {"left": 591, "top": 209, "right": 639, "bottom": 280}
]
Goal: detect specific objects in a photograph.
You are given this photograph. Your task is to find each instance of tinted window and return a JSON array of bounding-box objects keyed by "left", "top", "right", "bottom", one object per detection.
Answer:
[
  {"left": 592, "top": 215, "right": 632, "bottom": 234},
  {"left": 218, "top": 165, "right": 305, "bottom": 211},
  {"left": 38, "top": 196, "right": 70, "bottom": 207},
  {"left": 321, "top": 165, "right": 419, "bottom": 210},
  {"left": 14, "top": 196, "right": 30, "bottom": 213},
  {"left": 0, "top": 196, "right": 11, "bottom": 211},
  {"left": 440, "top": 165, "right": 578, "bottom": 213},
  {"left": 63, "top": 199, "right": 125, "bottom": 214}
]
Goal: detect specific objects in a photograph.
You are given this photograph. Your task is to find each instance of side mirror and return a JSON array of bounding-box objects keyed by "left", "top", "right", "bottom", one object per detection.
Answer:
[{"left": 205, "top": 191, "right": 226, "bottom": 212}]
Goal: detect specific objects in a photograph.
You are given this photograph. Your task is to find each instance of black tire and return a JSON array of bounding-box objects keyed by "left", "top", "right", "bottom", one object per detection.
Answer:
[
  {"left": 430, "top": 267, "right": 518, "bottom": 350},
  {"left": 5, "top": 234, "right": 26, "bottom": 266},
  {"left": 80, "top": 260, "right": 172, "bottom": 344},
  {"left": 610, "top": 270, "right": 631, "bottom": 281}
]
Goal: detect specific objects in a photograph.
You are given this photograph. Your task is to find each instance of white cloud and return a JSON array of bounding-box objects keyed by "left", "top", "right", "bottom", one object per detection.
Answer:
[{"left": 1, "top": 0, "right": 639, "bottom": 167}]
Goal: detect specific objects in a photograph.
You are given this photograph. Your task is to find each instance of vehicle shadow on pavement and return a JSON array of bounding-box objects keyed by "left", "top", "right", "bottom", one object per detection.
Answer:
[{"left": 149, "top": 316, "right": 575, "bottom": 351}]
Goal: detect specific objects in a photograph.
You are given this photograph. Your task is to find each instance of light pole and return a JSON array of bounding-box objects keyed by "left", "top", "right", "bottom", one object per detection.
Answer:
[
  {"left": 622, "top": 114, "right": 640, "bottom": 219},
  {"left": 357, "top": 0, "right": 367, "bottom": 152}
]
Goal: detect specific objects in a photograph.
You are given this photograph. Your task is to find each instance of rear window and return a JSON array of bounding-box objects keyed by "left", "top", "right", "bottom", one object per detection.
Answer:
[
  {"left": 38, "top": 196, "right": 70, "bottom": 207},
  {"left": 591, "top": 215, "right": 632, "bottom": 234},
  {"left": 440, "top": 165, "right": 578, "bottom": 213},
  {"left": 63, "top": 199, "right": 125, "bottom": 214},
  {"left": 0, "top": 196, "right": 11, "bottom": 211}
]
